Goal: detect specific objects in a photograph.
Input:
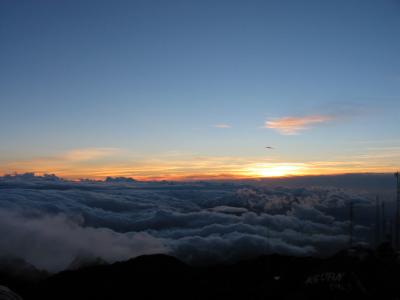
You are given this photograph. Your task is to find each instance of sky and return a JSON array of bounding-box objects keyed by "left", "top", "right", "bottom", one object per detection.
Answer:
[{"left": 1, "top": 0, "right": 400, "bottom": 180}]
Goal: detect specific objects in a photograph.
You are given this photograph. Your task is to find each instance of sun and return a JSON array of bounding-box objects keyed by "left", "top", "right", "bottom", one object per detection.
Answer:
[{"left": 244, "top": 163, "right": 305, "bottom": 178}]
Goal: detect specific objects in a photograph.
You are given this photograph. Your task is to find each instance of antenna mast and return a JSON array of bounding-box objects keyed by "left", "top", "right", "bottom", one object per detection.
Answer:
[
  {"left": 381, "top": 201, "right": 386, "bottom": 242},
  {"left": 395, "top": 172, "right": 400, "bottom": 249},
  {"left": 375, "top": 195, "right": 380, "bottom": 247},
  {"left": 349, "top": 201, "right": 354, "bottom": 248}
]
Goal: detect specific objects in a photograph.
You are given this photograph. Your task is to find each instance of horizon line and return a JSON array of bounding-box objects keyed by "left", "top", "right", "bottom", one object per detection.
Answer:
[{"left": 1, "top": 171, "right": 398, "bottom": 183}]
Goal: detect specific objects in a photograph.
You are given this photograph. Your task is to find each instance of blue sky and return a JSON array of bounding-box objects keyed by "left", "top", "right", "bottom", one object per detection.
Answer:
[{"left": 0, "top": 0, "right": 399, "bottom": 179}]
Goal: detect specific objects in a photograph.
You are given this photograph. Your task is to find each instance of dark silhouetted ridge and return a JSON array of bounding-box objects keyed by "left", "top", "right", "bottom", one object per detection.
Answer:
[{"left": 2, "top": 249, "right": 400, "bottom": 300}]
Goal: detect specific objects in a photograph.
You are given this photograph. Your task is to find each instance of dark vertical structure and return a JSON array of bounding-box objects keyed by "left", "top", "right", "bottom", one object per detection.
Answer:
[
  {"left": 381, "top": 201, "right": 386, "bottom": 242},
  {"left": 349, "top": 201, "right": 354, "bottom": 248},
  {"left": 375, "top": 195, "right": 380, "bottom": 247},
  {"left": 390, "top": 219, "right": 394, "bottom": 247},
  {"left": 395, "top": 172, "right": 400, "bottom": 249}
]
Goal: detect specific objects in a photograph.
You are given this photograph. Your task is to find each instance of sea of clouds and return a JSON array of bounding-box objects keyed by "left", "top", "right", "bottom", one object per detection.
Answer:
[{"left": 0, "top": 173, "right": 392, "bottom": 272}]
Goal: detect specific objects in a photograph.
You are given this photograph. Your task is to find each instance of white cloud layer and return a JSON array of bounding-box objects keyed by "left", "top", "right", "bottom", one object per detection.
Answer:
[{"left": 0, "top": 173, "right": 382, "bottom": 271}]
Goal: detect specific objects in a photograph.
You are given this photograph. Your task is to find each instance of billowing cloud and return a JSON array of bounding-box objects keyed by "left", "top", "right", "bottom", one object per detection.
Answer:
[
  {"left": 265, "top": 115, "right": 333, "bottom": 135},
  {"left": 0, "top": 211, "right": 166, "bottom": 272},
  {"left": 0, "top": 173, "right": 382, "bottom": 271}
]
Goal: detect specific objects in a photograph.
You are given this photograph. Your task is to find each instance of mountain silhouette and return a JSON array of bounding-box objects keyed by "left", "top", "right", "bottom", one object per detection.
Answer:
[{"left": 1, "top": 248, "right": 400, "bottom": 299}]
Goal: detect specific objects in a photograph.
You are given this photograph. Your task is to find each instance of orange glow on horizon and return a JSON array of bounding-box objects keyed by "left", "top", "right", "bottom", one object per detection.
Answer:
[
  {"left": 0, "top": 162, "right": 397, "bottom": 182},
  {"left": 1, "top": 148, "right": 398, "bottom": 181}
]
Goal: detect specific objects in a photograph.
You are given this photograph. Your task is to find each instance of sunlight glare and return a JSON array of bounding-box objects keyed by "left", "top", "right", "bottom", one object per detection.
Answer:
[{"left": 244, "top": 163, "right": 305, "bottom": 177}]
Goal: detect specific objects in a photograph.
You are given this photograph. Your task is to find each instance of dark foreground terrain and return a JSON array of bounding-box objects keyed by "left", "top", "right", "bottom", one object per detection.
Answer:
[{"left": 1, "top": 244, "right": 400, "bottom": 300}]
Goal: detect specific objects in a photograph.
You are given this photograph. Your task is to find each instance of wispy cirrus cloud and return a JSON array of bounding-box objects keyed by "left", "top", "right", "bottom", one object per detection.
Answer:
[
  {"left": 61, "top": 147, "right": 122, "bottom": 162},
  {"left": 213, "top": 124, "right": 231, "bottom": 129},
  {"left": 0, "top": 147, "right": 124, "bottom": 178},
  {"left": 264, "top": 115, "right": 334, "bottom": 135}
]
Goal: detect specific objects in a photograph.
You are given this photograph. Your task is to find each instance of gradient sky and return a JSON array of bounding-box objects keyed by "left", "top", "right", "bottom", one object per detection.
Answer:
[{"left": 1, "top": 0, "right": 400, "bottom": 179}]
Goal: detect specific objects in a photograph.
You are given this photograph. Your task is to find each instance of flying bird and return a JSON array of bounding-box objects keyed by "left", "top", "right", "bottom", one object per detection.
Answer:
[{"left": 265, "top": 146, "right": 274, "bottom": 149}]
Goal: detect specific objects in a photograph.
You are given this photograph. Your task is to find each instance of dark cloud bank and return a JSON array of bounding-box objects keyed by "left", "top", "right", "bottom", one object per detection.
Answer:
[{"left": 0, "top": 173, "right": 396, "bottom": 272}]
